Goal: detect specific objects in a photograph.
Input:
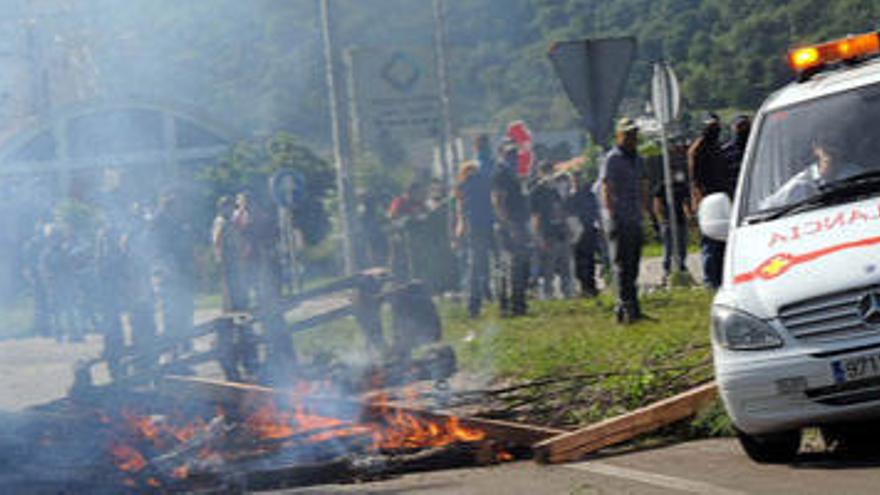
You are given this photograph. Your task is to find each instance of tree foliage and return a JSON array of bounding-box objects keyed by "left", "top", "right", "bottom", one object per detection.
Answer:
[
  {"left": 80, "top": 0, "right": 880, "bottom": 145},
  {"left": 199, "top": 132, "right": 334, "bottom": 246}
]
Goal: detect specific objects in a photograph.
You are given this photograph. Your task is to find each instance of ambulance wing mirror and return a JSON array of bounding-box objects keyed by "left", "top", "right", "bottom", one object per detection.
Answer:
[{"left": 698, "top": 193, "right": 731, "bottom": 242}]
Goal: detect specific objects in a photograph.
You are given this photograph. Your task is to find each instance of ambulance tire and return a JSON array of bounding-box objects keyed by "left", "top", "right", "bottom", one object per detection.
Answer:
[
  {"left": 736, "top": 428, "right": 800, "bottom": 464},
  {"left": 823, "top": 422, "right": 880, "bottom": 455}
]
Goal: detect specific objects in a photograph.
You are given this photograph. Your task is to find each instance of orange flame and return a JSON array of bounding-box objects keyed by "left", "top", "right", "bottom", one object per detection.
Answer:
[
  {"left": 111, "top": 444, "right": 146, "bottom": 472},
  {"left": 372, "top": 407, "right": 486, "bottom": 450},
  {"left": 245, "top": 402, "right": 295, "bottom": 440},
  {"left": 173, "top": 464, "right": 190, "bottom": 480},
  {"left": 122, "top": 410, "right": 159, "bottom": 442}
]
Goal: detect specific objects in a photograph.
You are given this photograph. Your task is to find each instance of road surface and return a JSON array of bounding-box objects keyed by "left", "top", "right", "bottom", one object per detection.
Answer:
[{"left": 276, "top": 438, "right": 880, "bottom": 495}]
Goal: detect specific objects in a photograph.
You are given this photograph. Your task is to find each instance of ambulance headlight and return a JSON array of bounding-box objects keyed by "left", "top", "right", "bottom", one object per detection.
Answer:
[{"left": 712, "top": 306, "right": 783, "bottom": 351}]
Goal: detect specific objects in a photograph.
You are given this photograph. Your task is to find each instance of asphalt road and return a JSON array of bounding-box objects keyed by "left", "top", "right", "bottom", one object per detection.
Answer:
[{"left": 276, "top": 438, "right": 880, "bottom": 495}]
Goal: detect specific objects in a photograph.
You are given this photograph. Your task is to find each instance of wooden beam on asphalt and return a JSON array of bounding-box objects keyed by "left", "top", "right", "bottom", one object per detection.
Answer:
[
  {"left": 159, "top": 375, "right": 565, "bottom": 447},
  {"left": 533, "top": 381, "right": 717, "bottom": 464}
]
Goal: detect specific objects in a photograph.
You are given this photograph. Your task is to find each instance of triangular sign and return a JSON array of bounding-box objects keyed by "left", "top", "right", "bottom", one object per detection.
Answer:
[{"left": 548, "top": 37, "right": 637, "bottom": 145}]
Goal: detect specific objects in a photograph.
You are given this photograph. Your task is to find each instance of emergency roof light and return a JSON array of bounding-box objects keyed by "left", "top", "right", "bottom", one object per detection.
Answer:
[{"left": 788, "top": 31, "right": 880, "bottom": 76}]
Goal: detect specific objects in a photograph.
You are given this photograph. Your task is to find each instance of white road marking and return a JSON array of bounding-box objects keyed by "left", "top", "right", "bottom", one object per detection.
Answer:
[{"left": 565, "top": 461, "right": 749, "bottom": 495}]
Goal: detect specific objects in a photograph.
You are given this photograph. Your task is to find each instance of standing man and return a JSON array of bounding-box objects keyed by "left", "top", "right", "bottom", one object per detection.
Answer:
[
  {"left": 530, "top": 161, "right": 572, "bottom": 299},
  {"left": 95, "top": 221, "right": 126, "bottom": 379},
  {"left": 567, "top": 169, "right": 601, "bottom": 297},
  {"left": 119, "top": 205, "right": 159, "bottom": 374},
  {"left": 491, "top": 143, "right": 531, "bottom": 317},
  {"left": 455, "top": 151, "right": 495, "bottom": 318},
  {"left": 152, "top": 189, "right": 197, "bottom": 350},
  {"left": 600, "top": 118, "right": 646, "bottom": 324},
  {"left": 722, "top": 115, "right": 751, "bottom": 195},
  {"left": 689, "top": 113, "right": 728, "bottom": 289},
  {"left": 388, "top": 181, "right": 428, "bottom": 281},
  {"left": 213, "top": 196, "right": 258, "bottom": 381},
  {"left": 653, "top": 141, "right": 692, "bottom": 286}
]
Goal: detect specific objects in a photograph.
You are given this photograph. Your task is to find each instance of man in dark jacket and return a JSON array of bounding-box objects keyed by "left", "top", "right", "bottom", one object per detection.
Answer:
[
  {"left": 492, "top": 144, "right": 531, "bottom": 317},
  {"left": 722, "top": 115, "right": 751, "bottom": 196},
  {"left": 689, "top": 113, "right": 727, "bottom": 289},
  {"left": 567, "top": 169, "right": 601, "bottom": 297},
  {"left": 531, "top": 161, "right": 572, "bottom": 299}
]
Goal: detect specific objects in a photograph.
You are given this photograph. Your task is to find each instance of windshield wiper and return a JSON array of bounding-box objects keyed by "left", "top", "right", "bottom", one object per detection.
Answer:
[
  {"left": 818, "top": 169, "right": 880, "bottom": 192},
  {"left": 747, "top": 172, "right": 880, "bottom": 224}
]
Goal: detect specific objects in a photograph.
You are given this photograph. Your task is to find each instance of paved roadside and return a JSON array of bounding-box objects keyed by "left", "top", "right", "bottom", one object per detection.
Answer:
[
  {"left": 278, "top": 438, "right": 880, "bottom": 495},
  {"left": 639, "top": 253, "right": 703, "bottom": 288}
]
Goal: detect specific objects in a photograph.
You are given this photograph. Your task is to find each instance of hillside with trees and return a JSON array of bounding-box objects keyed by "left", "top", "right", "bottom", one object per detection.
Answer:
[{"left": 77, "top": 0, "right": 880, "bottom": 143}]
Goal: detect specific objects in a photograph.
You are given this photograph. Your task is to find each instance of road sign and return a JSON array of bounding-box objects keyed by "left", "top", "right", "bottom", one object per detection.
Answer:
[
  {"left": 348, "top": 47, "right": 442, "bottom": 146},
  {"left": 651, "top": 62, "right": 680, "bottom": 125},
  {"left": 547, "top": 37, "right": 637, "bottom": 145}
]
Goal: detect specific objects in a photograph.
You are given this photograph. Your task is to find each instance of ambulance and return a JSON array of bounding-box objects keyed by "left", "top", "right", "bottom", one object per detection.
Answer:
[{"left": 699, "top": 30, "right": 880, "bottom": 463}]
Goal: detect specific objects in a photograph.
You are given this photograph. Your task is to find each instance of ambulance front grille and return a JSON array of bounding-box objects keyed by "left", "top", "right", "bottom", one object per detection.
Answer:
[{"left": 779, "top": 285, "right": 880, "bottom": 342}]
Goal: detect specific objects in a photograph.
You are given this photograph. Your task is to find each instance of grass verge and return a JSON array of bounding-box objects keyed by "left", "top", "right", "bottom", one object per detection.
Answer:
[{"left": 291, "top": 287, "right": 730, "bottom": 435}]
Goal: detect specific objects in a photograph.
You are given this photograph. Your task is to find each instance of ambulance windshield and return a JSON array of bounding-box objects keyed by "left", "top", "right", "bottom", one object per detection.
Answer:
[{"left": 745, "top": 83, "right": 880, "bottom": 218}]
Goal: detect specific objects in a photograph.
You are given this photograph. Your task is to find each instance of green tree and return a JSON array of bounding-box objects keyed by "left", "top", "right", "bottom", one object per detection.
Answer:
[{"left": 200, "top": 132, "right": 334, "bottom": 246}]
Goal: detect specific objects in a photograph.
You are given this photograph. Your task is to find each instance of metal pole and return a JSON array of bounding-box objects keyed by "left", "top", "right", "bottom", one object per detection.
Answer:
[
  {"left": 659, "top": 123, "right": 682, "bottom": 279},
  {"left": 320, "top": 0, "right": 357, "bottom": 275},
  {"left": 433, "top": 0, "right": 457, "bottom": 194}
]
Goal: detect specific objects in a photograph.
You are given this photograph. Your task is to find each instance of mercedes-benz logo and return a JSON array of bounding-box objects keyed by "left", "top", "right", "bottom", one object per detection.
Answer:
[{"left": 858, "top": 292, "right": 880, "bottom": 325}]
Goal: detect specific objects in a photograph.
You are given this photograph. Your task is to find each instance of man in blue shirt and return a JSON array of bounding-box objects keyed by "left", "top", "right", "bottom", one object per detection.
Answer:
[
  {"left": 600, "top": 118, "right": 646, "bottom": 323},
  {"left": 455, "top": 135, "right": 496, "bottom": 318}
]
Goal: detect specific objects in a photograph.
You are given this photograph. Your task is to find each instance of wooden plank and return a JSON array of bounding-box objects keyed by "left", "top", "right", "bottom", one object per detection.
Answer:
[
  {"left": 533, "top": 381, "right": 717, "bottom": 464},
  {"left": 159, "top": 375, "right": 564, "bottom": 447}
]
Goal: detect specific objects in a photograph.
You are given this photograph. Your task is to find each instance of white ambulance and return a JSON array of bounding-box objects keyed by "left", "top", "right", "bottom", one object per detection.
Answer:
[{"left": 700, "top": 31, "right": 880, "bottom": 463}]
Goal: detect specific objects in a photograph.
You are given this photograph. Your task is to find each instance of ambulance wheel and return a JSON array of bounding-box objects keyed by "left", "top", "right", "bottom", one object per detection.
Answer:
[
  {"left": 736, "top": 428, "right": 800, "bottom": 464},
  {"left": 823, "top": 422, "right": 880, "bottom": 455}
]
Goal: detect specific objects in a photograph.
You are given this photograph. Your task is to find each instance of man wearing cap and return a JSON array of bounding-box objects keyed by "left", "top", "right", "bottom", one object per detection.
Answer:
[
  {"left": 600, "top": 118, "right": 646, "bottom": 323},
  {"left": 689, "top": 113, "right": 727, "bottom": 289}
]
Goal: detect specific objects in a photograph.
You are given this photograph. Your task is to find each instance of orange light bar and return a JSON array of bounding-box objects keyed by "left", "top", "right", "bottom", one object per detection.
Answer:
[{"left": 788, "top": 32, "right": 880, "bottom": 72}]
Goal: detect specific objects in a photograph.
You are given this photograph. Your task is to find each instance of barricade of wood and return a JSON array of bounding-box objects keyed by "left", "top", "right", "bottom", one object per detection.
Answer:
[
  {"left": 74, "top": 268, "right": 449, "bottom": 394},
  {"left": 159, "top": 375, "right": 565, "bottom": 450},
  {"left": 532, "top": 381, "right": 718, "bottom": 463}
]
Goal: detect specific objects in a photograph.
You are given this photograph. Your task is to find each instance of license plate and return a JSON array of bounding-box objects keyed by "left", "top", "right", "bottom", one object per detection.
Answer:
[{"left": 832, "top": 353, "right": 880, "bottom": 384}]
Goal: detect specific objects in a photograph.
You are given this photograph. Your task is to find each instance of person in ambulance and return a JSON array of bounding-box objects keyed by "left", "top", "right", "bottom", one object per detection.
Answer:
[
  {"left": 759, "top": 133, "right": 862, "bottom": 211},
  {"left": 699, "top": 31, "right": 880, "bottom": 464}
]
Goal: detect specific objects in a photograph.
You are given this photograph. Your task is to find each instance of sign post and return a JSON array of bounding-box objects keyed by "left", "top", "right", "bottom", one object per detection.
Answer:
[
  {"left": 651, "top": 61, "right": 685, "bottom": 285},
  {"left": 320, "top": 0, "right": 357, "bottom": 275}
]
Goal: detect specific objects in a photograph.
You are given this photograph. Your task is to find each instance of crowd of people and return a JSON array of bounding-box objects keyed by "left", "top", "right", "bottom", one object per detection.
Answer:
[
  {"left": 385, "top": 113, "right": 751, "bottom": 324},
  {"left": 21, "top": 185, "right": 293, "bottom": 381},
  {"left": 17, "top": 112, "right": 752, "bottom": 381}
]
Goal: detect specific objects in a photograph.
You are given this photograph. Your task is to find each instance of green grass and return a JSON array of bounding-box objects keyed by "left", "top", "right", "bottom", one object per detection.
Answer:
[
  {"left": 444, "top": 289, "right": 713, "bottom": 380},
  {"left": 289, "top": 288, "right": 721, "bottom": 429},
  {"left": 288, "top": 288, "right": 714, "bottom": 382}
]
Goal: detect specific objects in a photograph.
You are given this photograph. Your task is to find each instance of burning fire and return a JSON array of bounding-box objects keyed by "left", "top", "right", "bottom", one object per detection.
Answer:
[
  {"left": 244, "top": 402, "right": 295, "bottom": 440},
  {"left": 111, "top": 443, "right": 146, "bottom": 472},
  {"left": 372, "top": 407, "right": 486, "bottom": 450},
  {"left": 106, "top": 384, "right": 507, "bottom": 488}
]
